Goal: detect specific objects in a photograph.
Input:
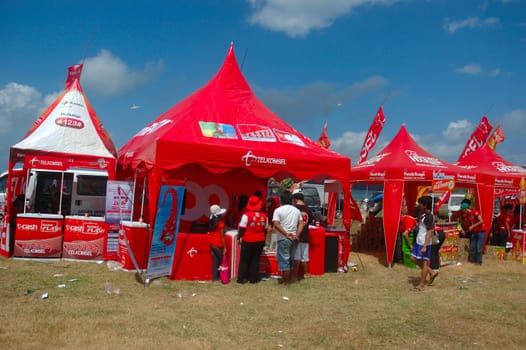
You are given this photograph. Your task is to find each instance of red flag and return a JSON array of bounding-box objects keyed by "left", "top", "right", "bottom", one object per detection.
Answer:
[
  {"left": 486, "top": 125, "right": 505, "bottom": 150},
  {"left": 317, "top": 121, "right": 331, "bottom": 149},
  {"left": 433, "top": 191, "right": 451, "bottom": 215},
  {"left": 358, "top": 106, "right": 386, "bottom": 164},
  {"left": 65, "top": 64, "right": 83, "bottom": 89},
  {"left": 458, "top": 116, "right": 493, "bottom": 161}
]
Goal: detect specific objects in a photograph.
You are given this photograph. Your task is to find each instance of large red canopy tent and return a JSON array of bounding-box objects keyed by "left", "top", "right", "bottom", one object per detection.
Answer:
[
  {"left": 118, "top": 43, "right": 352, "bottom": 231},
  {"left": 0, "top": 67, "right": 117, "bottom": 256},
  {"left": 455, "top": 143, "right": 526, "bottom": 234},
  {"left": 351, "top": 125, "right": 484, "bottom": 266}
]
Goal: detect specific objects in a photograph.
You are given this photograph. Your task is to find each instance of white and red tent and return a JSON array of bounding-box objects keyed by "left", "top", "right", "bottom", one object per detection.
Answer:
[
  {"left": 118, "top": 43, "right": 352, "bottom": 231},
  {"left": 0, "top": 65, "right": 117, "bottom": 256},
  {"left": 351, "top": 125, "right": 485, "bottom": 266},
  {"left": 9, "top": 70, "right": 117, "bottom": 173}
]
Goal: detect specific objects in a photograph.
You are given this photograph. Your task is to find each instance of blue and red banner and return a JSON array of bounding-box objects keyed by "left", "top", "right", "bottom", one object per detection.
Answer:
[{"left": 146, "top": 184, "right": 186, "bottom": 281}]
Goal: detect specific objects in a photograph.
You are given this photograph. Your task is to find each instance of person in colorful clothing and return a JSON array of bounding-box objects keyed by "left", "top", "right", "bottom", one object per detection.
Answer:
[
  {"left": 236, "top": 196, "right": 268, "bottom": 284},
  {"left": 208, "top": 204, "right": 227, "bottom": 281},
  {"left": 410, "top": 196, "right": 438, "bottom": 291},
  {"left": 454, "top": 199, "right": 486, "bottom": 265}
]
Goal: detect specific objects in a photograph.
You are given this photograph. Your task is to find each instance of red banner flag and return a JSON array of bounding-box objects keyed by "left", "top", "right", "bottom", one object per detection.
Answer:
[
  {"left": 486, "top": 125, "right": 505, "bottom": 150},
  {"left": 65, "top": 64, "right": 83, "bottom": 89},
  {"left": 458, "top": 116, "right": 493, "bottom": 161},
  {"left": 317, "top": 121, "right": 331, "bottom": 149},
  {"left": 358, "top": 106, "right": 386, "bottom": 164},
  {"left": 433, "top": 190, "right": 451, "bottom": 215}
]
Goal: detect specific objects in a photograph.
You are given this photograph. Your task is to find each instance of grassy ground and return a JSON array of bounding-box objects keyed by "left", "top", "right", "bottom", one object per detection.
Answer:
[{"left": 1, "top": 251, "right": 525, "bottom": 350}]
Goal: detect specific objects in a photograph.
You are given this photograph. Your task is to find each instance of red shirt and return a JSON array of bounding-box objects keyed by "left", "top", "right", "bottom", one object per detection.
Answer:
[
  {"left": 398, "top": 215, "right": 416, "bottom": 233},
  {"left": 496, "top": 212, "right": 512, "bottom": 232},
  {"left": 457, "top": 209, "right": 486, "bottom": 232},
  {"left": 209, "top": 221, "right": 225, "bottom": 248}
]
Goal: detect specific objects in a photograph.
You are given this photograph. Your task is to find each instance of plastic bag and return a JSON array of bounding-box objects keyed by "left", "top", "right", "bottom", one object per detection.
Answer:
[{"left": 219, "top": 254, "right": 230, "bottom": 284}]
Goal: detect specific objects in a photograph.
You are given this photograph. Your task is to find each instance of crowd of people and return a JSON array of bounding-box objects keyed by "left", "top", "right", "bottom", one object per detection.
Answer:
[
  {"left": 209, "top": 187, "right": 523, "bottom": 289},
  {"left": 207, "top": 189, "right": 315, "bottom": 286},
  {"left": 398, "top": 193, "right": 525, "bottom": 292}
]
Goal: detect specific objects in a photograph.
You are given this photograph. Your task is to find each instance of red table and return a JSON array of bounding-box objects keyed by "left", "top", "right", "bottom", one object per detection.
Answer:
[
  {"left": 14, "top": 213, "right": 63, "bottom": 258},
  {"left": 62, "top": 216, "right": 106, "bottom": 261}
]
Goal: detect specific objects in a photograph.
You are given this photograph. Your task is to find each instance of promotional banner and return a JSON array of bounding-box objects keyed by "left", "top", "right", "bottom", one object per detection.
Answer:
[
  {"left": 146, "top": 184, "right": 186, "bottom": 281},
  {"left": 458, "top": 116, "right": 493, "bottom": 161},
  {"left": 358, "top": 106, "right": 386, "bottom": 164},
  {"left": 104, "top": 181, "right": 133, "bottom": 259}
]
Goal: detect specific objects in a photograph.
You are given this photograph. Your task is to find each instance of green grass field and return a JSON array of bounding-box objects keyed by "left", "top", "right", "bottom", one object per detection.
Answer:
[{"left": 1, "top": 251, "right": 525, "bottom": 350}]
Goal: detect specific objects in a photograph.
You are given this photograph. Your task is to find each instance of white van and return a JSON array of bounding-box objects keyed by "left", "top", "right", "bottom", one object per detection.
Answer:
[{"left": 25, "top": 169, "right": 108, "bottom": 217}]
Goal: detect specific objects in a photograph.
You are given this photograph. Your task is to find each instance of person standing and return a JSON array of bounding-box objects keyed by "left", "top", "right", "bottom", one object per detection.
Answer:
[
  {"left": 493, "top": 203, "right": 513, "bottom": 247},
  {"left": 236, "top": 196, "right": 268, "bottom": 284},
  {"left": 454, "top": 199, "right": 486, "bottom": 265},
  {"left": 292, "top": 191, "right": 314, "bottom": 279},
  {"left": 272, "top": 191, "right": 304, "bottom": 286},
  {"left": 410, "top": 196, "right": 438, "bottom": 291},
  {"left": 208, "top": 204, "right": 227, "bottom": 282}
]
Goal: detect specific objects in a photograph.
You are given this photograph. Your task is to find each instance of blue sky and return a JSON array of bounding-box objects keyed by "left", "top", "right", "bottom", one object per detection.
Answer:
[{"left": 1, "top": 0, "right": 525, "bottom": 172}]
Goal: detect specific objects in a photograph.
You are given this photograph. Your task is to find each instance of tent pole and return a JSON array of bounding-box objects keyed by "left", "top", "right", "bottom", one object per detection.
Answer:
[{"left": 140, "top": 176, "right": 146, "bottom": 222}]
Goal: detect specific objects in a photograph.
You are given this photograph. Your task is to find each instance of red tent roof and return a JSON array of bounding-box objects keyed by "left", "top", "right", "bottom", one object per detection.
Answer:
[
  {"left": 118, "top": 44, "right": 351, "bottom": 184},
  {"left": 455, "top": 143, "right": 526, "bottom": 188},
  {"left": 351, "top": 125, "right": 463, "bottom": 182}
]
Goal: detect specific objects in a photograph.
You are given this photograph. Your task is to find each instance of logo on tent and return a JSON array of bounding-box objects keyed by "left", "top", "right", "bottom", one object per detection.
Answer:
[{"left": 241, "top": 151, "right": 286, "bottom": 167}]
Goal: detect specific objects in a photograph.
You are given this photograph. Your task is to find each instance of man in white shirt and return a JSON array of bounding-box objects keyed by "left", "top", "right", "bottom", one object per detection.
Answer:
[{"left": 272, "top": 191, "right": 304, "bottom": 286}]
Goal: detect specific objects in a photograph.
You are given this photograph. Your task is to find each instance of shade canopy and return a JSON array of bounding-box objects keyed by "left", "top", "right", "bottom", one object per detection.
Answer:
[{"left": 118, "top": 43, "right": 352, "bottom": 228}]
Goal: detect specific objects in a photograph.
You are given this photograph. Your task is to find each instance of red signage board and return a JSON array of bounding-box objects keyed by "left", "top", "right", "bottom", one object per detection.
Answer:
[
  {"left": 62, "top": 216, "right": 106, "bottom": 260},
  {"left": 14, "top": 214, "right": 63, "bottom": 258}
]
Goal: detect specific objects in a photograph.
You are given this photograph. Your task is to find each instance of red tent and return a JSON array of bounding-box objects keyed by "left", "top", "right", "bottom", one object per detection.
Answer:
[
  {"left": 455, "top": 143, "right": 526, "bottom": 234},
  {"left": 351, "top": 125, "right": 483, "bottom": 266},
  {"left": 1, "top": 68, "right": 117, "bottom": 256},
  {"left": 118, "top": 43, "right": 352, "bottom": 231}
]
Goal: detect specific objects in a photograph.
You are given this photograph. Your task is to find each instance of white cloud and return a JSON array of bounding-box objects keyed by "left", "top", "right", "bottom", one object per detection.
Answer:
[
  {"left": 443, "top": 17, "right": 499, "bottom": 34},
  {"left": 0, "top": 82, "right": 44, "bottom": 135},
  {"left": 442, "top": 120, "right": 474, "bottom": 142},
  {"left": 81, "top": 49, "right": 164, "bottom": 96},
  {"left": 331, "top": 130, "right": 367, "bottom": 161},
  {"left": 455, "top": 64, "right": 500, "bottom": 77},
  {"left": 456, "top": 64, "right": 482, "bottom": 75},
  {"left": 497, "top": 109, "right": 526, "bottom": 137},
  {"left": 247, "top": 0, "right": 398, "bottom": 38}
]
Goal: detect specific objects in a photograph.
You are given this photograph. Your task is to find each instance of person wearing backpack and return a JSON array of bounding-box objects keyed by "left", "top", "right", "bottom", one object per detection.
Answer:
[{"left": 410, "top": 196, "right": 438, "bottom": 291}]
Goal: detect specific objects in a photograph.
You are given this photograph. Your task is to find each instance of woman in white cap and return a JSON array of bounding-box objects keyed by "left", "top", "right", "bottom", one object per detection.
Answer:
[{"left": 209, "top": 204, "right": 227, "bottom": 281}]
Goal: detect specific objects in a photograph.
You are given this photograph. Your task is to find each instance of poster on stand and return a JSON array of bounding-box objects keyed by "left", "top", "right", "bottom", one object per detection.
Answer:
[
  {"left": 104, "top": 181, "right": 133, "bottom": 259},
  {"left": 146, "top": 184, "right": 185, "bottom": 281}
]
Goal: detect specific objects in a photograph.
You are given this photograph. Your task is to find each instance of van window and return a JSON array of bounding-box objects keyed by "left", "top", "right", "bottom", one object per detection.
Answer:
[
  {"left": 0, "top": 172, "right": 7, "bottom": 194},
  {"left": 77, "top": 175, "right": 108, "bottom": 196}
]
